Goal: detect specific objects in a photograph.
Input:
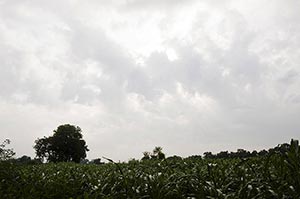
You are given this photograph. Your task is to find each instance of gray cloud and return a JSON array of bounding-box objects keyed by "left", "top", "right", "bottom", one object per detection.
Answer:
[{"left": 0, "top": 0, "right": 299, "bottom": 161}]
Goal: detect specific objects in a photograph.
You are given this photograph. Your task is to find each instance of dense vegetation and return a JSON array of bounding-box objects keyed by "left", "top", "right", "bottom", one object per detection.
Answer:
[
  {"left": 0, "top": 139, "right": 15, "bottom": 161},
  {"left": 34, "top": 124, "right": 89, "bottom": 163},
  {"left": 1, "top": 140, "right": 299, "bottom": 199}
]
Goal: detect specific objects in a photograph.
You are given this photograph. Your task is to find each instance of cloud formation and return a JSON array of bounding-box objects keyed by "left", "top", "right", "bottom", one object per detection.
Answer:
[{"left": 0, "top": 0, "right": 299, "bottom": 161}]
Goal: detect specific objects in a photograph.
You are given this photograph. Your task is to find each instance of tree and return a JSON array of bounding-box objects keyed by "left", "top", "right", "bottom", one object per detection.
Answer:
[
  {"left": 90, "top": 158, "right": 103, "bottom": 165},
  {"left": 152, "top": 146, "right": 165, "bottom": 160},
  {"left": 34, "top": 124, "right": 89, "bottom": 163},
  {"left": 236, "top": 149, "right": 251, "bottom": 158},
  {"left": 141, "top": 151, "right": 151, "bottom": 160},
  {"left": 16, "top": 155, "right": 31, "bottom": 163},
  {"left": 14, "top": 155, "right": 42, "bottom": 165},
  {"left": 203, "top": 151, "right": 214, "bottom": 159},
  {"left": 141, "top": 147, "right": 165, "bottom": 160},
  {"left": 216, "top": 151, "right": 229, "bottom": 159},
  {"left": 0, "top": 139, "right": 15, "bottom": 161}
]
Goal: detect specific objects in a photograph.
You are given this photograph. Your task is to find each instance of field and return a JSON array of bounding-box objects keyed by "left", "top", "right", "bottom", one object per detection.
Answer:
[{"left": 1, "top": 143, "right": 299, "bottom": 199}]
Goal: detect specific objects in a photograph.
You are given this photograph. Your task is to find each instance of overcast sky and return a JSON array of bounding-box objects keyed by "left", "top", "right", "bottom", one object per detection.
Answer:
[{"left": 0, "top": 0, "right": 300, "bottom": 161}]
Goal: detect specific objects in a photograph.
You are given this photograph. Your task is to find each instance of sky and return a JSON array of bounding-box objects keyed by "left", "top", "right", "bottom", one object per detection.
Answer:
[{"left": 0, "top": 0, "right": 300, "bottom": 161}]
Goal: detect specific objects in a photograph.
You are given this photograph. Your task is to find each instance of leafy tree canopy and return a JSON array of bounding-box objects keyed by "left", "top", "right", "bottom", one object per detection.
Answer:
[
  {"left": 0, "top": 139, "right": 15, "bottom": 161},
  {"left": 34, "top": 124, "right": 89, "bottom": 163},
  {"left": 142, "top": 146, "right": 165, "bottom": 160}
]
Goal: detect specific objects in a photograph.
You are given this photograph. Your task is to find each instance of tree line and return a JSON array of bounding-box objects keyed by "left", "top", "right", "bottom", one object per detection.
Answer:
[
  {"left": 0, "top": 124, "right": 299, "bottom": 164},
  {"left": 202, "top": 144, "right": 288, "bottom": 159}
]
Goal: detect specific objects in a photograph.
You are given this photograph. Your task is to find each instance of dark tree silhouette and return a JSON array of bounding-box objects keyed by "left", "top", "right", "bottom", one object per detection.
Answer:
[
  {"left": 141, "top": 151, "right": 151, "bottom": 160},
  {"left": 153, "top": 146, "right": 165, "bottom": 160},
  {"left": 34, "top": 124, "right": 89, "bottom": 163},
  {"left": 142, "top": 147, "right": 165, "bottom": 160},
  {"left": 203, "top": 151, "right": 214, "bottom": 159}
]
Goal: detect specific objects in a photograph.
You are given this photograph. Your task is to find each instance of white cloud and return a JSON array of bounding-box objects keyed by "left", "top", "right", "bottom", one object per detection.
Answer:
[{"left": 0, "top": 0, "right": 299, "bottom": 161}]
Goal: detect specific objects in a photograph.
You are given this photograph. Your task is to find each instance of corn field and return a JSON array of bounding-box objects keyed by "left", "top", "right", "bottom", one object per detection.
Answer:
[{"left": 0, "top": 140, "right": 299, "bottom": 199}]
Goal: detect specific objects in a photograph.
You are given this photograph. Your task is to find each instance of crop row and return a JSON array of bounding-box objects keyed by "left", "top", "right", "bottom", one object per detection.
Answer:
[{"left": 0, "top": 141, "right": 299, "bottom": 199}]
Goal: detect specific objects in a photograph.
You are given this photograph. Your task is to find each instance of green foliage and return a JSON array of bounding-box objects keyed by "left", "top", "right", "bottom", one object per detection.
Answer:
[
  {"left": 34, "top": 124, "right": 89, "bottom": 163},
  {"left": 0, "top": 139, "right": 15, "bottom": 161},
  {"left": 203, "top": 141, "right": 296, "bottom": 159},
  {"left": 13, "top": 155, "right": 42, "bottom": 165},
  {"left": 1, "top": 139, "right": 300, "bottom": 198},
  {"left": 142, "top": 146, "right": 166, "bottom": 160}
]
